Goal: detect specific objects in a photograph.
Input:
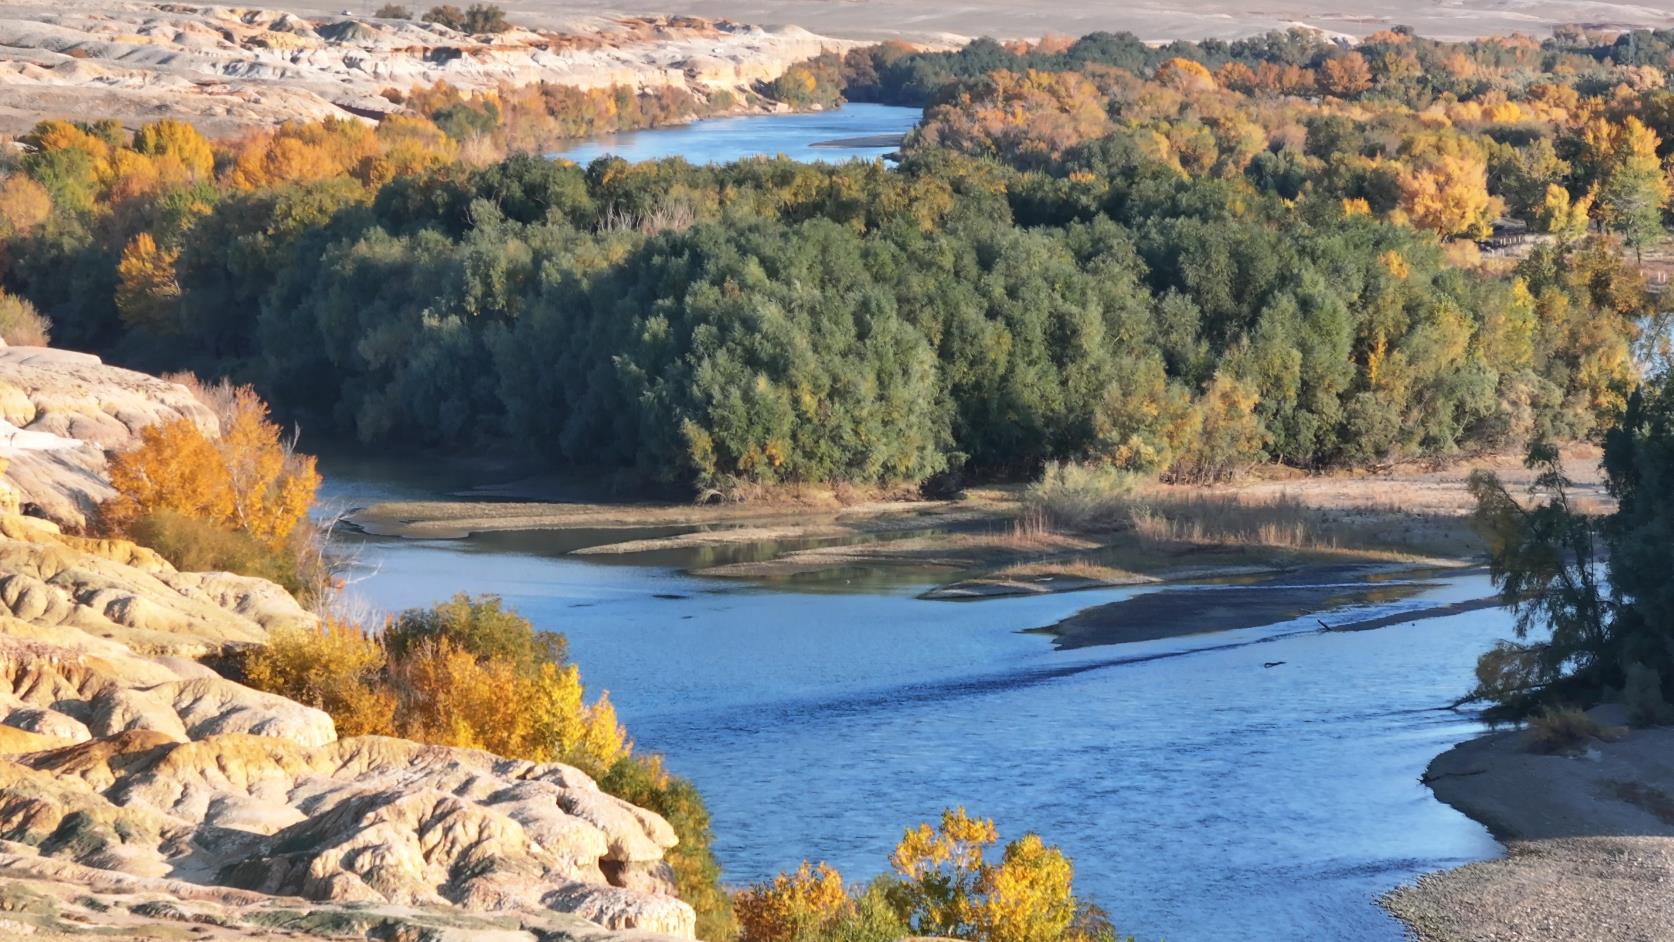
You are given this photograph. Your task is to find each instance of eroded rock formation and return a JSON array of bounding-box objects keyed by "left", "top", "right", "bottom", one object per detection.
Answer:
[
  {"left": 0, "top": 0, "right": 849, "bottom": 135},
  {"left": 0, "top": 347, "right": 697, "bottom": 941}
]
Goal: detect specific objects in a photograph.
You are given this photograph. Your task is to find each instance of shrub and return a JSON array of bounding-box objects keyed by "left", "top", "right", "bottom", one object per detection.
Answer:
[
  {"left": 1024, "top": 461, "right": 1137, "bottom": 531},
  {"left": 1622, "top": 661, "right": 1674, "bottom": 725},
  {"left": 130, "top": 509, "right": 308, "bottom": 594},
  {"left": 885, "top": 807, "right": 1079, "bottom": 942},
  {"left": 0, "top": 290, "right": 51, "bottom": 346},
  {"left": 743, "top": 809, "right": 1122, "bottom": 942},
  {"left": 736, "top": 861, "right": 850, "bottom": 942},
  {"left": 384, "top": 592, "right": 565, "bottom": 672},
  {"left": 1526, "top": 706, "right": 1616, "bottom": 754},
  {"left": 423, "top": 3, "right": 508, "bottom": 32},
  {"left": 602, "top": 754, "right": 737, "bottom": 942},
  {"left": 244, "top": 620, "right": 397, "bottom": 737},
  {"left": 374, "top": 3, "right": 411, "bottom": 17},
  {"left": 102, "top": 385, "right": 319, "bottom": 554}
]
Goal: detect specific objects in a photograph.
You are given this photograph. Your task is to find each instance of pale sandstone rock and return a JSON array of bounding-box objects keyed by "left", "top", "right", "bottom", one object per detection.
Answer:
[
  {"left": 0, "top": 347, "right": 215, "bottom": 530},
  {"left": 0, "top": 2, "right": 852, "bottom": 137},
  {"left": 0, "top": 352, "right": 695, "bottom": 940}
]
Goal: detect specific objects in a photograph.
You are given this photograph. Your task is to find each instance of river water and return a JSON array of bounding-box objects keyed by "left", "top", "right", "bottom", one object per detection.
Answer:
[
  {"left": 321, "top": 460, "right": 1503, "bottom": 942},
  {"left": 324, "top": 106, "right": 1506, "bottom": 941},
  {"left": 555, "top": 103, "right": 922, "bottom": 164}
]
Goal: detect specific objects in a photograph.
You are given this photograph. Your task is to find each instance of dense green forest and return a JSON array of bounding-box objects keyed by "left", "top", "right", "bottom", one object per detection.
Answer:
[{"left": 1, "top": 24, "right": 1669, "bottom": 492}]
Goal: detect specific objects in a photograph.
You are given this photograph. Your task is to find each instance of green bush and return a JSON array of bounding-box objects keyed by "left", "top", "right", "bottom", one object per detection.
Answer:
[
  {"left": 0, "top": 291, "right": 51, "bottom": 346},
  {"left": 1025, "top": 461, "right": 1138, "bottom": 531},
  {"left": 130, "top": 510, "right": 303, "bottom": 592},
  {"left": 602, "top": 754, "right": 737, "bottom": 942},
  {"left": 1526, "top": 707, "right": 1618, "bottom": 754}
]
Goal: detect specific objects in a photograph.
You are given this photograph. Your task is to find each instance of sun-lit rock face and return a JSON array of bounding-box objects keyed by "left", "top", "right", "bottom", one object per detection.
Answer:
[
  {"left": 0, "top": 2, "right": 850, "bottom": 136},
  {"left": 0, "top": 524, "right": 695, "bottom": 939},
  {"left": 0, "top": 350, "right": 696, "bottom": 941},
  {"left": 0, "top": 347, "right": 215, "bottom": 531}
]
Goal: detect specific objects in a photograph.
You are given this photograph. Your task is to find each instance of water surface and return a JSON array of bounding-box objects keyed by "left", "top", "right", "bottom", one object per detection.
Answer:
[
  {"left": 555, "top": 103, "right": 921, "bottom": 165},
  {"left": 325, "top": 468, "right": 1504, "bottom": 942}
]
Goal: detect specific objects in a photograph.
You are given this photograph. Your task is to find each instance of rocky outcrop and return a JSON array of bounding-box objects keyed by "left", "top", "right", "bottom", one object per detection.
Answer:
[
  {"left": 0, "top": 519, "right": 695, "bottom": 940},
  {"left": 0, "top": 347, "right": 214, "bottom": 531},
  {"left": 0, "top": 348, "right": 697, "bottom": 940},
  {"left": 0, "top": 0, "right": 851, "bottom": 135}
]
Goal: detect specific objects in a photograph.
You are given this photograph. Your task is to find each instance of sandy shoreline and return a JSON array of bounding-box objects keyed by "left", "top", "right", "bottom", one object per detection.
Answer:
[{"left": 1386, "top": 717, "right": 1674, "bottom": 941}]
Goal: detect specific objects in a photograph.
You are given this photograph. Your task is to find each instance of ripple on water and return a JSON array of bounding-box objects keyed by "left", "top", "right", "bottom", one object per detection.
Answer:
[{"left": 331, "top": 476, "right": 1504, "bottom": 942}]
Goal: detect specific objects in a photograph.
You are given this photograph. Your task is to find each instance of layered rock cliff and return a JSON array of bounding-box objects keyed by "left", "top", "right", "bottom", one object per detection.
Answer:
[
  {"left": 0, "top": 347, "right": 698, "bottom": 941},
  {"left": 0, "top": 0, "right": 850, "bottom": 135}
]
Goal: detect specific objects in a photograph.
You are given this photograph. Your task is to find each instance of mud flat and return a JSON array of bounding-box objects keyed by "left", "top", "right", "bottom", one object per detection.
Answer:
[{"left": 1387, "top": 717, "right": 1674, "bottom": 942}]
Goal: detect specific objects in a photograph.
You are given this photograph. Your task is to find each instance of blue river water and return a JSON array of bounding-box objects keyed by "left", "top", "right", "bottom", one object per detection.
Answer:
[
  {"left": 324, "top": 103, "right": 1506, "bottom": 941},
  {"left": 321, "top": 464, "right": 1505, "bottom": 942},
  {"left": 554, "top": 103, "right": 922, "bottom": 165}
]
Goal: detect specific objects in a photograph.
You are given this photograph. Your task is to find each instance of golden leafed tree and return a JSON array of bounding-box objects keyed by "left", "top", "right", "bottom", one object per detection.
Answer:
[
  {"left": 115, "top": 232, "right": 181, "bottom": 333},
  {"left": 735, "top": 861, "right": 851, "bottom": 942},
  {"left": 132, "top": 119, "right": 216, "bottom": 179},
  {"left": 887, "top": 808, "right": 1081, "bottom": 942},
  {"left": 1318, "top": 52, "right": 1372, "bottom": 97},
  {"left": 103, "top": 385, "right": 319, "bottom": 552}
]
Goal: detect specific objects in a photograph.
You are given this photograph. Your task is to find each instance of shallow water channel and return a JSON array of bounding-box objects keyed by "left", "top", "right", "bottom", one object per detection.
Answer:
[{"left": 321, "top": 461, "right": 1504, "bottom": 942}]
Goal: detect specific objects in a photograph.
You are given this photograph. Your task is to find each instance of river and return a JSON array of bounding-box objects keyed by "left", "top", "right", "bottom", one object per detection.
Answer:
[
  {"left": 322, "top": 105, "right": 1504, "bottom": 942},
  {"left": 320, "top": 457, "right": 1502, "bottom": 942},
  {"left": 554, "top": 103, "right": 922, "bottom": 164}
]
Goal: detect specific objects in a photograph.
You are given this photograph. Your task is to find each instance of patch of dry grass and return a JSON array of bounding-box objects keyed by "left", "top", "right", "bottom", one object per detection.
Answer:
[
  {"left": 994, "top": 558, "right": 1150, "bottom": 584},
  {"left": 1527, "top": 707, "right": 1625, "bottom": 755}
]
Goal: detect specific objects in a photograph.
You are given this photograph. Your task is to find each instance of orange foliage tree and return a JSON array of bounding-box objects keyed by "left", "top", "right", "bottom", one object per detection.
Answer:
[
  {"left": 103, "top": 385, "right": 319, "bottom": 552},
  {"left": 734, "top": 861, "right": 851, "bottom": 942}
]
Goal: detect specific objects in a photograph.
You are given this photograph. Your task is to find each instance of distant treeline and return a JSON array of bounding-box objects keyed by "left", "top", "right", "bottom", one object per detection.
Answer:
[{"left": 1, "top": 25, "right": 1667, "bottom": 492}]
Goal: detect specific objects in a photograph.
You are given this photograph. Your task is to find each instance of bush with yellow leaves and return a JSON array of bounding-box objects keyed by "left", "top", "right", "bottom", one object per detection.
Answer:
[
  {"left": 101, "top": 382, "right": 323, "bottom": 596},
  {"left": 736, "top": 861, "right": 852, "bottom": 942},
  {"left": 736, "top": 809, "right": 1128, "bottom": 942},
  {"left": 244, "top": 618, "right": 397, "bottom": 737}
]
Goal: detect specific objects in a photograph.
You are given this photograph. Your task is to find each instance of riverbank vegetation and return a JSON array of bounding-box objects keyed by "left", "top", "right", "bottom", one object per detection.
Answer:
[
  {"left": 3, "top": 26, "right": 1660, "bottom": 498},
  {"left": 97, "top": 379, "right": 327, "bottom": 600},
  {"left": 242, "top": 594, "right": 737, "bottom": 939},
  {"left": 1469, "top": 371, "right": 1674, "bottom": 723},
  {"left": 1, "top": 28, "right": 1666, "bottom": 496},
  {"left": 735, "top": 808, "right": 1130, "bottom": 942}
]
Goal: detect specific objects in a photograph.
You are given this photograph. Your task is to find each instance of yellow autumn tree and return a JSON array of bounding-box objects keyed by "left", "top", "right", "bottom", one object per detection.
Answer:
[
  {"left": 133, "top": 119, "right": 216, "bottom": 179},
  {"left": 1537, "top": 183, "right": 1592, "bottom": 238},
  {"left": 1318, "top": 52, "right": 1372, "bottom": 97},
  {"left": 735, "top": 861, "right": 851, "bottom": 942},
  {"left": 115, "top": 232, "right": 181, "bottom": 333},
  {"left": 1153, "top": 57, "right": 1216, "bottom": 93},
  {"left": 1168, "top": 373, "right": 1268, "bottom": 484},
  {"left": 1593, "top": 116, "right": 1670, "bottom": 253},
  {"left": 0, "top": 174, "right": 52, "bottom": 238},
  {"left": 887, "top": 808, "right": 1081, "bottom": 942},
  {"left": 103, "top": 385, "right": 320, "bottom": 554},
  {"left": 1394, "top": 145, "right": 1499, "bottom": 239}
]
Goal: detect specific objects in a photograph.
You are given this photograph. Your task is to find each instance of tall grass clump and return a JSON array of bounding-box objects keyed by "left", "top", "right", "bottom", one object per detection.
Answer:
[
  {"left": 1024, "top": 461, "right": 1138, "bottom": 532},
  {"left": 0, "top": 290, "right": 50, "bottom": 346},
  {"left": 1126, "top": 492, "right": 1318, "bottom": 548}
]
